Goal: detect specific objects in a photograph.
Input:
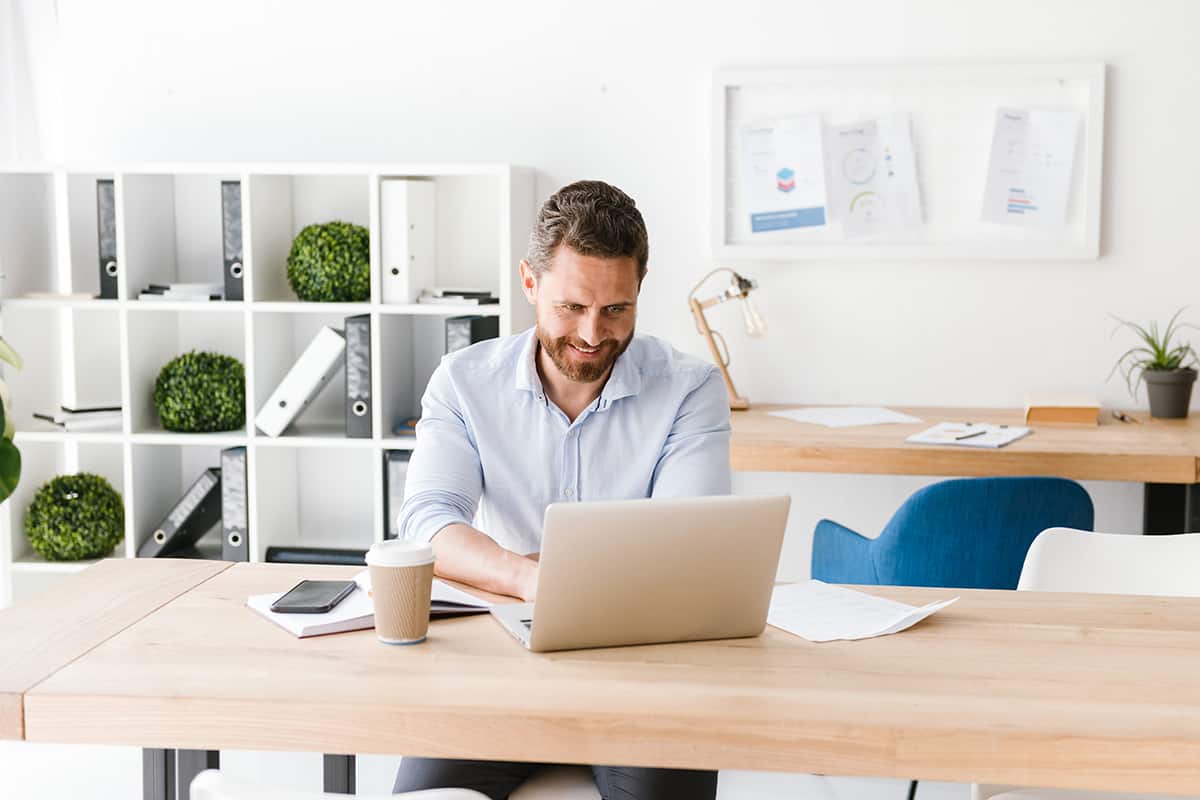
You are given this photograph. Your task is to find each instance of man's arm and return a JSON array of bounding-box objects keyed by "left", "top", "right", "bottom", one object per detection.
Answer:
[
  {"left": 396, "top": 362, "right": 538, "bottom": 600},
  {"left": 429, "top": 524, "right": 538, "bottom": 601},
  {"left": 650, "top": 367, "right": 733, "bottom": 497}
]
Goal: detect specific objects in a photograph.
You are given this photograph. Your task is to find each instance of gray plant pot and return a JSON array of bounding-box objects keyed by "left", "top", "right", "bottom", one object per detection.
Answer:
[{"left": 1144, "top": 367, "right": 1197, "bottom": 419}]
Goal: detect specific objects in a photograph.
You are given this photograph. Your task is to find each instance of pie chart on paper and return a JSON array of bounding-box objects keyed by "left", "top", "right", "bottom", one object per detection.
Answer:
[{"left": 842, "top": 148, "right": 877, "bottom": 185}]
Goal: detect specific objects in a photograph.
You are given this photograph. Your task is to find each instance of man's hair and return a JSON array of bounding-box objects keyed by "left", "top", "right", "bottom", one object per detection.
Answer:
[{"left": 526, "top": 180, "right": 649, "bottom": 282}]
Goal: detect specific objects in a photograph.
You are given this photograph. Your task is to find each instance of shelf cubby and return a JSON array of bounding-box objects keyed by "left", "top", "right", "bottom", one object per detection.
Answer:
[
  {"left": 0, "top": 170, "right": 60, "bottom": 298},
  {"left": 377, "top": 172, "right": 504, "bottom": 303},
  {"left": 250, "top": 311, "right": 350, "bottom": 439},
  {"left": 252, "top": 445, "right": 378, "bottom": 560},
  {"left": 248, "top": 173, "right": 372, "bottom": 303},
  {"left": 121, "top": 172, "right": 242, "bottom": 301},
  {"left": 6, "top": 440, "right": 127, "bottom": 566},
  {"left": 125, "top": 308, "right": 248, "bottom": 435},
  {"left": 1, "top": 306, "right": 124, "bottom": 435},
  {"left": 129, "top": 443, "right": 226, "bottom": 557},
  {"left": 64, "top": 172, "right": 117, "bottom": 297},
  {"left": 377, "top": 313, "right": 447, "bottom": 437}
]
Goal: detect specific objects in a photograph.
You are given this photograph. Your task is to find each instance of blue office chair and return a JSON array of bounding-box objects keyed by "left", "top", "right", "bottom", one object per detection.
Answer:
[
  {"left": 812, "top": 477, "right": 1095, "bottom": 590},
  {"left": 811, "top": 476, "right": 1094, "bottom": 800}
]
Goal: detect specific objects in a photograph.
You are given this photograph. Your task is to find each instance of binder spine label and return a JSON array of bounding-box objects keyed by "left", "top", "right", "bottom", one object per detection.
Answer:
[
  {"left": 345, "top": 315, "right": 372, "bottom": 438},
  {"left": 221, "top": 181, "right": 244, "bottom": 301},
  {"left": 96, "top": 179, "right": 118, "bottom": 299}
]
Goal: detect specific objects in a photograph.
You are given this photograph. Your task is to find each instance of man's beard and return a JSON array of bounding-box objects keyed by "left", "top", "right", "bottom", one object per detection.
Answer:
[{"left": 537, "top": 326, "right": 634, "bottom": 383}]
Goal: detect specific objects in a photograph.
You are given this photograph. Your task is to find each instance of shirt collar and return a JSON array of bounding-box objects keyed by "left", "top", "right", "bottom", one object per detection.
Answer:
[{"left": 513, "top": 329, "right": 643, "bottom": 408}]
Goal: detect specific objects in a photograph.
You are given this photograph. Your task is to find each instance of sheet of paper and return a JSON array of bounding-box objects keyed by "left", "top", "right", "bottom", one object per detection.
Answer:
[
  {"left": 827, "top": 113, "right": 923, "bottom": 239},
  {"left": 767, "top": 580, "right": 958, "bottom": 642},
  {"left": 768, "top": 406, "right": 923, "bottom": 428},
  {"left": 982, "top": 107, "right": 1080, "bottom": 228},
  {"left": 905, "top": 422, "right": 1032, "bottom": 449},
  {"left": 740, "top": 114, "right": 828, "bottom": 233}
]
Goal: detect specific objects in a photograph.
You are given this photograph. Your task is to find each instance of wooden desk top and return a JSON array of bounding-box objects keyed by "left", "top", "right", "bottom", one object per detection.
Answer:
[
  {"left": 731, "top": 404, "right": 1200, "bottom": 483},
  {"left": 19, "top": 561, "right": 1200, "bottom": 794},
  {"left": 0, "top": 557, "right": 232, "bottom": 740}
]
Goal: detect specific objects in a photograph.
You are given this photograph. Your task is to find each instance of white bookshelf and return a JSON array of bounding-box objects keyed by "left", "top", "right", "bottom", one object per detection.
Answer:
[{"left": 0, "top": 162, "right": 535, "bottom": 607}]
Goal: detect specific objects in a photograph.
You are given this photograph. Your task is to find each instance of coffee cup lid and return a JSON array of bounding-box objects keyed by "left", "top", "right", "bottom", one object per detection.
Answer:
[{"left": 366, "top": 540, "right": 434, "bottom": 568}]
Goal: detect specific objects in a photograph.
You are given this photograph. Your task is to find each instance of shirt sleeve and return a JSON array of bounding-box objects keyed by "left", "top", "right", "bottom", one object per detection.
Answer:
[
  {"left": 650, "top": 366, "right": 733, "bottom": 497},
  {"left": 396, "top": 360, "right": 483, "bottom": 544}
]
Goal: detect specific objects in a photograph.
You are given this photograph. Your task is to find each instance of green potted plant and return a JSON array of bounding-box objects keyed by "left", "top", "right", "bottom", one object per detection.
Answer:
[
  {"left": 154, "top": 351, "right": 246, "bottom": 432},
  {"left": 286, "top": 220, "right": 370, "bottom": 302},
  {"left": 25, "top": 473, "right": 124, "bottom": 561},
  {"left": 1111, "top": 308, "right": 1199, "bottom": 419},
  {"left": 0, "top": 337, "right": 22, "bottom": 503}
]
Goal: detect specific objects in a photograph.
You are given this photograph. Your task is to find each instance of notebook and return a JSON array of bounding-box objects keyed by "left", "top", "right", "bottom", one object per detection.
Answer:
[
  {"left": 247, "top": 571, "right": 492, "bottom": 638},
  {"left": 905, "top": 422, "right": 1032, "bottom": 449}
]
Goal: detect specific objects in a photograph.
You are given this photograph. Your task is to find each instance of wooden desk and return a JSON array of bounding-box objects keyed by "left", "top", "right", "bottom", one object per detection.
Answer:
[
  {"left": 0, "top": 558, "right": 231, "bottom": 740},
  {"left": 732, "top": 405, "right": 1200, "bottom": 532},
  {"left": 14, "top": 560, "right": 1200, "bottom": 796}
]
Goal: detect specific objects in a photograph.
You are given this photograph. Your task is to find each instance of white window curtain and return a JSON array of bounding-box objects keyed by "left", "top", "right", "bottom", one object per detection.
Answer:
[{"left": 0, "top": 0, "right": 62, "bottom": 162}]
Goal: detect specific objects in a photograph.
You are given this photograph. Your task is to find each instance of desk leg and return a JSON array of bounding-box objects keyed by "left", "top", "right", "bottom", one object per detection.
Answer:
[
  {"left": 143, "top": 748, "right": 219, "bottom": 800},
  {"left": 323, "top": 754, "right": 356, "bottom": 794},
  {"left": 1143, "top": 483, "right": 1200, "bottom": 534}
]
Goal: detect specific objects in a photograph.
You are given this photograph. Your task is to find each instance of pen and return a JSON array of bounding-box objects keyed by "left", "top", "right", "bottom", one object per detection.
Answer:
[{"left": 955, "top": 429, "right": 988, "bottom": 441}]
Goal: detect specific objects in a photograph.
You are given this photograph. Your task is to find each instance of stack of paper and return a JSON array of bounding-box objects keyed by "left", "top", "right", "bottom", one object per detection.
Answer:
[
  {"left": 905, "top": 422, "right": 1031, "bottom": 449},
  {"left": 768, "top": 406, "right": 922, "bottom": 428},
  {"left": 247, "top": 571, "right": 492, "bottom": 638},
  {"left": 767, "top": 580, "right": 958, "bottom": 642}
]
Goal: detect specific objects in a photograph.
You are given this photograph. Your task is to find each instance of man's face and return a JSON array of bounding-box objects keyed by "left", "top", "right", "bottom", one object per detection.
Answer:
[{"left": 521, "top": 245, "right": 640, "bottom": 384}]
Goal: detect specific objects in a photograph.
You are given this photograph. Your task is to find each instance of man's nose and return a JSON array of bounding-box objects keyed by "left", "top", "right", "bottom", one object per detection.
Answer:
[{"left": 578, "top": 311, "right": 603, "bottom": 345}]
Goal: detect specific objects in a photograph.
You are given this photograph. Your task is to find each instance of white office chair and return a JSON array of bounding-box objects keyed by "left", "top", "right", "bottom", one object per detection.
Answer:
[
  {"left": 973, "top": 527, "right": 1200, "bottom": 800},
  {"left": 511, "top": 766, "right": 601, "bottom": 799},
  {"left": 190, "top": 769, "right": 488, "bottom": 799},
  {"left": 190, "top": 765, "right": 600, "bottom": 800}
]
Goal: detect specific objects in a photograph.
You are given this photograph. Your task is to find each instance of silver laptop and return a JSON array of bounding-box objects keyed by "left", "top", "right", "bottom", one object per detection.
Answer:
[{"left": 490, "top": 494, "right": 791, "bottom": 652}]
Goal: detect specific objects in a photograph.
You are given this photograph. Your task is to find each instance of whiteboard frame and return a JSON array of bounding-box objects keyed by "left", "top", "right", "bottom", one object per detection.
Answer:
[{"left": 712, "top": 63, "right": 1106, "bottom": 261}]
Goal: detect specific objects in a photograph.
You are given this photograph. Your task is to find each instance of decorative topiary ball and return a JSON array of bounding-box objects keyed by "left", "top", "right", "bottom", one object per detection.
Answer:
[
  {"left": 286, "top": 220, "right": 370, "bottom": 302},
  {"left": 25, "top": 473, "right": 124, "bottom": 561},
  {"left": 154, "top": 351, "right": 246, "bottom": 432}
]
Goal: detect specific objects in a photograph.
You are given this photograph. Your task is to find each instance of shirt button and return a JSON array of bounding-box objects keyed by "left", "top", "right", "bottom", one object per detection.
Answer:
[{"left": 564, "top": 488, "right": 574, "bottom": 497}]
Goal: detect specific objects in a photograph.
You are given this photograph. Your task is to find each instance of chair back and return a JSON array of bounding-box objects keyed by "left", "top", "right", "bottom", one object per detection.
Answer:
[
  {"left": 1019, "top": 527, "right": 1200, "bottom": 595},
  {"left": 868, "top": 477, "right": 1094, "bottom": 589},
  {"left": 190, "top": 769, "right": 490, "bottom": 800}
]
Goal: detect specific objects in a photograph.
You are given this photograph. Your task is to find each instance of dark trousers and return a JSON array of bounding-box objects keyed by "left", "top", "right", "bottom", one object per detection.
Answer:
[{"left": 393, "top": 756, "right": 718, "bottom": 800}]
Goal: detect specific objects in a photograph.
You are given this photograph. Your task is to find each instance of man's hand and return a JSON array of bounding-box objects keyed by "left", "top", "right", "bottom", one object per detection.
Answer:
[{"left": 517, "top": 556, "right": 539, "bottom": 602}]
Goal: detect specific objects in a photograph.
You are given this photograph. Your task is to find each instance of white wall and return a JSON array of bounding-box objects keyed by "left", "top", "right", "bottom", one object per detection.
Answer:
[
  {"left": 1, "top": 0, "right": 1187, "bottom": 795},
  {"left": 42, "top": 0, "right": 1163, "bottom": 547}
]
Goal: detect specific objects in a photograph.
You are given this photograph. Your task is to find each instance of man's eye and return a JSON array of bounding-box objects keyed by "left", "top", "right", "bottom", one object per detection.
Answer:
[
  {"left": 605, "top": 306, "right": 627, "bottom": 315},
  {"left": 562, "top": 304, "right": 583, "bottom": 312}
]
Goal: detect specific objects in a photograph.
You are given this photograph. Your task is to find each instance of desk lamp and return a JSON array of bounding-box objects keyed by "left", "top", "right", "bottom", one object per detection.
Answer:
[{"left": 688, "top": 267, "right": 766, "bottom": 410}]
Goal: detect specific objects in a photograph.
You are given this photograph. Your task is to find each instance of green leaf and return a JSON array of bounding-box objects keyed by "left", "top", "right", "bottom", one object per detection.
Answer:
[
  {"left": 0, "top": 437, "right": 20, "bottom": 503},
  {"left": 0, "top": 337, "right": 22, "bottom": 371}
]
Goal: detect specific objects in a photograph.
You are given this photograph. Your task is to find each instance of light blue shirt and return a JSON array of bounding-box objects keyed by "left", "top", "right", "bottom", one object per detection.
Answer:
[{"left": 397, "top": 327, "right": 732, "bottom": 554}]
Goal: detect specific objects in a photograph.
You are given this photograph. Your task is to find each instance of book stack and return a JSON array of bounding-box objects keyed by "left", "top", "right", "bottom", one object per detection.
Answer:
[
  {"left": 33, "top": 403, "right": 123, "bottom": 432},
  {"left": 416, "top": 288, "right": 498, "bottom": 306},
  {"left": 138, "top": 282, "right": 224, "bottom": 302}
]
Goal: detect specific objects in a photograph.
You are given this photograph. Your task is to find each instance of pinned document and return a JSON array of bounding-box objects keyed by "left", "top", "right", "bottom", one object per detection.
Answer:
[
  {"left": 982, "top": 107, "right": 1080, "bottom": 228},
  {"left": 740, "top": 115, "right": 828, "bottom": 232},
  {"left": 768, "top": 580, "right": 958, "bottom": 642},
  {"left": 827, "top": 113, "right": 923, "bottom": 239}
]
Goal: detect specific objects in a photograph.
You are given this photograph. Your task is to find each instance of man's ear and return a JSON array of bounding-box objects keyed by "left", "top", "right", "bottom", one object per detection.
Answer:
[{"left": 519, "top": 260, "right": 537, "bottom": 305}]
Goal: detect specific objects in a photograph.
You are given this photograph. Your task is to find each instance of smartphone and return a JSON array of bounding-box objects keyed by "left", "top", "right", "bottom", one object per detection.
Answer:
[{"left": 270, "top": 579, "right": 357, "bottom": 614}]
